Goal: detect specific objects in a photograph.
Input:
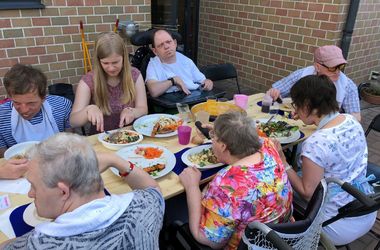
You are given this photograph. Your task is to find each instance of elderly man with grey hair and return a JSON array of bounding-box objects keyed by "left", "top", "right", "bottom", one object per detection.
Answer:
[{"left": 0, "top": 133, "right": 164, "bottom": 249}]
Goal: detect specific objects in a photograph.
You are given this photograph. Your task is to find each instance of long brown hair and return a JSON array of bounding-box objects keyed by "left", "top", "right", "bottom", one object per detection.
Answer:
[{"left": 93, "top": 32, "right": 135, "bottom": 115}]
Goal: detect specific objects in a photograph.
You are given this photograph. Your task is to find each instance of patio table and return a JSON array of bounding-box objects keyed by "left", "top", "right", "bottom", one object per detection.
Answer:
[{"left": 0, "top": 93, "right": 316, "bottom": 243}]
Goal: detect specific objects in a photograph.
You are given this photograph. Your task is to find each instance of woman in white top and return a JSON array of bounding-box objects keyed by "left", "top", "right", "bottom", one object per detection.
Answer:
[{"left": 275, "top": 74, "right": 376, "bottom": 246}]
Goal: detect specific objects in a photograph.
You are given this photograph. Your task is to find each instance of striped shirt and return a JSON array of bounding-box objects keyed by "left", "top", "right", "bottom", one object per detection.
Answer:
[
  {"left": 0, "top": 95, "right": 72, "bottom": 149},
  {"left": 272, "top": 66, "right": 360, "bottom": 114},
  {"left": 4, "top": 188, "right": 164, "bottom": 250}
]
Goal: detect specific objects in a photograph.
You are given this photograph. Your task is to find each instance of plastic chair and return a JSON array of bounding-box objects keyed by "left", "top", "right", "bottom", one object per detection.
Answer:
[{"left": 200, "top": 63, "right": 241, "bottom": 94}]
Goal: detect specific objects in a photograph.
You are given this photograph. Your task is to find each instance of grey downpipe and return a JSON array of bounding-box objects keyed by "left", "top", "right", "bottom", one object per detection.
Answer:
[{"left": 340, "top": 0, "right": 360, "bottom": 60}]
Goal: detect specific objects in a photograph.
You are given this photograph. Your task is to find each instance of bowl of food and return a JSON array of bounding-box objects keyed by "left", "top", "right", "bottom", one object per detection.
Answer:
[
  {"left": 98, "top": 129, "right": 143, "bottom": 150},
  {"left": 191, "top": 101, "right": 245, "bottom": 121},
  {"left": 4, "top": 141, "right": 40, "bottom": 160}
]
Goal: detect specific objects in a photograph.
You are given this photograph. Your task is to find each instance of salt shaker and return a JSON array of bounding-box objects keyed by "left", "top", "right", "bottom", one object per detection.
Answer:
[{"left": 261, "top": 94, "right": 272, "bottom": 113}]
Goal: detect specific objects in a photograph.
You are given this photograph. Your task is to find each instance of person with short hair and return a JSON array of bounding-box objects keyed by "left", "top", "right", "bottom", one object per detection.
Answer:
[
  {"left": 145, "top": 29, "right": 213, "bottom": 97},
  {"left": 0, "top": 133, "right": 164, "bottom": 249},
  {"left": 179, "top": 112, "right": 293, "bottom": 249},
  {"left": 70, "top": 32, "right": 148, "bottom": 134},
  {"left": 267, "top": 45, "right": 361, "bottom": 121},
  {"left": 275, "top": 75, "right": 376, "bottom": 246},
  {"left": 0, "top": 64, "right": 72, "bottom": 179}
]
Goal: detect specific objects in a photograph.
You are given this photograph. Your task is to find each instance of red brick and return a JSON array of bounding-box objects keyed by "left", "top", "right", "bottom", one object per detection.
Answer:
[
  {"left": 67, "top": 0, "right": 84, "bottom": 6},
  {"left": 324, "top": 4, "right": 339, "bottom": 13},
  {"left": 36, "top": 37, "right": 55, "bottom": 45},
  {"left": 62, "top": 26, "right": 79, "bottom": 34},
  {"left": 295, "top": 2, "right": 308, "bottom": 10},
  {"left": 308, "top": 3, "right": 324, "bottom": 12},
  {"left": 0, "top": 19, "right": 11, "bottom": 28},
  {"left": 32, "top": 18, "right": 51, "bottom": 26},
  {"left": 315, "top": 13, "right": 330, "bottom": 21},
  {"left": 312, "top": 30, "right": 327, "bottom": 38},
  {"left": 39, "top": 55, "right": 57, "bottom": 63},
  {"left": 275, "top": 9, "right": 287, "bottom": 16},
  {"left": 85, "top": 0, "right": 101, "bottom": 5},
  {"left": 24, "top": 27, "right": 44, "bottom": 37},
  {"left": 0, "top": 40, "right": 15, "bottom": 49},
  {"left": 0, "top": 50, "right": 5, "bottom": 58},
  {"left": 58, "top": 53, "right": 74, "bottom": 61},
  {"left": 0, "top": 58, "right": 18, "bottom": 68},
  {"left": 320, "top": 22, "right": 337, "bottom": 31},
  {"left": 19, "top": 56, "right": 39, "bottom": 65},
  {"left": 28, "top": 47, "right": 46, "bottom": 55},
  {"left": 288, "top": 10, "right": 300, "bottom": 18}
]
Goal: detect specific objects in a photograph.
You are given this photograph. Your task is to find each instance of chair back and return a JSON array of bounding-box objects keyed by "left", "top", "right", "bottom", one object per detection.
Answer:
[
  {"left": 200, "top": 63, "right": 241, "bottom": 94},
  {"left": 239, "top": 179, "right": 327, "bottom": 250},
  {"left": 365, "top": 114, "right": 380, "bottom": 136},
  {"left": 48, "top": 83, "right": 75, "bottom": 104}
]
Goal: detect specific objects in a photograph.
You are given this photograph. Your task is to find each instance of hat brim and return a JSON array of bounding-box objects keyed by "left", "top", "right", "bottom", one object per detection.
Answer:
[{"left": 324, "top": 58, "right": 347, "bottom": 67}]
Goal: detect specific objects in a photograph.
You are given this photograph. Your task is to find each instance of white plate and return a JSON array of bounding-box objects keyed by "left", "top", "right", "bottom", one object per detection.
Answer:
[
  {"left": 133, "top": 114, "right": 181, "bottom": 137},
  {"left": 4, "top": 141, "right": 40, "bottom": 160},
  {"left": 181, "top": 144, "right": 223, "bottom": 170},
  {"left": 255, "top": 118, "right": 301, "bottom": 144},
  {"left": 98, "top": 129, "right": 143, "bottom": 150},
  {"left": 23, "top": 202, "right": 51, "bottom": 227},
  {"left": 114, "top": 144, "right": 176, "bottom": 179}
]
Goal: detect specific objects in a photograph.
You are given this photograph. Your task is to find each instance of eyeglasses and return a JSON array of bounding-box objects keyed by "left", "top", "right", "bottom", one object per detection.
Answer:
[
  {"left": 319, "top": 63, "right": 346, "bottom": 72},
  {"left": 155, "top": 39, "right": 174, "bottom": 49}
]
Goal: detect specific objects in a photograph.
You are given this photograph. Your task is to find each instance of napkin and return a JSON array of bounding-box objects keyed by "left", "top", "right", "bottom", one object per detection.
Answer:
[
  {"left": 0, "top": 178, "right": 31, "bottom": 194},
  {"left": 0, "top": 209, "right": 16, "bottom": 239}
]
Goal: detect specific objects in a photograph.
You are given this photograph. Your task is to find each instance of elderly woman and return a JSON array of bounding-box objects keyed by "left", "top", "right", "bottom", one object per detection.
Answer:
[
  {"left": 275, "top": 75, "right": 376, "bottom": 246},
  {"left": 179, "top": 112, "right": 293, "bottom": 249},
  {"left": 0, "top": 133, "right": 164, "bottom": 249}
]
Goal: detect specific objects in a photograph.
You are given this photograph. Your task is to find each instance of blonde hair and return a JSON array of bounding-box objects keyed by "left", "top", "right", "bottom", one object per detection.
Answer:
[{"left": 93, "top": 32, "right": 136, "bottom": 115}]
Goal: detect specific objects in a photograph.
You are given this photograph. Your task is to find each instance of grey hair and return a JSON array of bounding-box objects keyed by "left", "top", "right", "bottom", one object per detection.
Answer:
[
  {"left": 27, "top": 133, "right": 103, "bottom": 196},
  {"left": 214, "top": 111, "right": 262, "bottom": 158}
]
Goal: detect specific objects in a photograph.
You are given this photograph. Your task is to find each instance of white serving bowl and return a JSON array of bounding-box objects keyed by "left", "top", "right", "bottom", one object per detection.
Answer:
[
  {"left": 4, "top": 141, "right": 40, "bottom": 160},
  {"left": 98, "top": 129, "right": 143, "bottom": 150}
]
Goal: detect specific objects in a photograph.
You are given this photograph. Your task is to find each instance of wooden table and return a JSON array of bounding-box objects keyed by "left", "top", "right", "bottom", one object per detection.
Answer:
[{"left": 0, "top": 93, "right": 316, "bottom": 243}]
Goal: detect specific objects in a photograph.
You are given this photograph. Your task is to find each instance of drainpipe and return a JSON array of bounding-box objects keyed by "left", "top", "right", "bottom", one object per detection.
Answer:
[{"left": 340, "top": 0, "right": 360, "bottom": 60}]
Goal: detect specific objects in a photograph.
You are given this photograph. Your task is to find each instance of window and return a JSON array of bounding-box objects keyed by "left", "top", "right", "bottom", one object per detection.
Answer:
[{"left": 0, "top": 0, "right": 45, "bottom": 10}]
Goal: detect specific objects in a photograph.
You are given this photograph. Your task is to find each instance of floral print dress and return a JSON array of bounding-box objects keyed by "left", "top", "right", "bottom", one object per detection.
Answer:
[{"left": 200, "top": 138, "right": 293, "bottom": 249}]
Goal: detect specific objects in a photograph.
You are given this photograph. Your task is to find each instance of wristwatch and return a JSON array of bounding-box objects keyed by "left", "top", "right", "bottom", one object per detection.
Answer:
[{"left": 168, "top": 77, "right": 175, "bottom": 86}]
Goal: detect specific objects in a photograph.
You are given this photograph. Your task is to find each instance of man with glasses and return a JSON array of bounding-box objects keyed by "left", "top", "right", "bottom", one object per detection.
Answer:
[
  {"left": 267, "top": 45, "right": 361, "bottom": 121},
  {"left": 146, "top": 29, "right": 213, "bottom": 97}
]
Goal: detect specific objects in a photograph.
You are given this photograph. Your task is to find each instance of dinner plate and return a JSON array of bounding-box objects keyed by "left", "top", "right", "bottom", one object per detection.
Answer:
[
  {"left": 255, "top": 118, "right": 301, "bottom": 144},
  {"left": 133, "top": 114, "right": 181, "bottom": 137},
  {"left": 23, "top": 202, "right": 51, "bottom": 227},
  {"left": 97, "top": 129, "right": 143, "bottom": 150},
  {"left": 4, "top": 141, "right": 40, "bottom": 160},
  {"left": 114, "top": 144, "right": 176, "bottom": 179},
  {"left": 181, "top": 144, "right": 224, "bottom": 170}
]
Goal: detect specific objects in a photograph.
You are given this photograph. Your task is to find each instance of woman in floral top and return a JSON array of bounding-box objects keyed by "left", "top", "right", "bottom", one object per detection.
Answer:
[{"left": 179, "top": 112, "right": 293, "bottom": 249}]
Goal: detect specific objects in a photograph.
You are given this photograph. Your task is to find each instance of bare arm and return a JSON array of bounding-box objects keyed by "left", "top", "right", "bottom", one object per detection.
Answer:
[
  {"left": 119, "top": 74, "right": 148, "bottom": 127},
  {"left": 179, "top": 167, "right": 226, "bottom": 249},
  {"left": 97, "top": 152, "right": 159, "bottom": 190},
  {"left": 146, "top": 79, "right": 173, "bottom": 97},
  {"left": 70, "top": 80, "right": 104, "bottom": 132},
  {"left": 0, "top": 152, "right": 28, "bottom": 180}
]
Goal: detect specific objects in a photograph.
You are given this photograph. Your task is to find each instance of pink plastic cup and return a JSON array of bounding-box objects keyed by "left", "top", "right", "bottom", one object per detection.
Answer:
[
  {"left": 178, "top": 125, "right": 192, "bottom": 145},
  {"left": 233, "top": 94, "right": 249, "bottom": 110}
]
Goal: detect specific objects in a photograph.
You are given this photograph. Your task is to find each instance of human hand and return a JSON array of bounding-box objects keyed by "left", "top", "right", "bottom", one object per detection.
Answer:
[
  {"left": 195, "top": 123, "right": 213, "bottom": 139},
  {"left": 173, "top": 76, "right": 191, "bottom": 95},
  {"left": 202, "top": 79, "right": 213, "bottom": 91},
  {"left": 86, "top": 105, "right": 104, "bottom": 132},
  {"left": 119, "top": 107, "right": 135, "bottom": 127},
  {"left": 179, "top": 166, "right": 201, "bottom": 189},
  {"left": 1, "top": 159, "right": 28, "bottom": 179},
  {"left": 266, "top": 88, "right": 281, "bottom": 100}
]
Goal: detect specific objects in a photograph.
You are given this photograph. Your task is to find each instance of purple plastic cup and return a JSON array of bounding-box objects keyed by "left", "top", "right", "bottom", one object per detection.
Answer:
[{"left": 178, "top": 125, "right": 192, "bottom": 145}]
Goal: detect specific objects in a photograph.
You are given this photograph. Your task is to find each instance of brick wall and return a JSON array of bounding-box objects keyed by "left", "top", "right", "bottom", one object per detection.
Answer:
[
  {"left": 345, "top": 1, "right": 380, "bottom": 84},
  {"left": 0, "top": 0, "right": 151, "bottom": 98},
  {"left": 198, "top": 0, "right": 380, "bottom": 93}
]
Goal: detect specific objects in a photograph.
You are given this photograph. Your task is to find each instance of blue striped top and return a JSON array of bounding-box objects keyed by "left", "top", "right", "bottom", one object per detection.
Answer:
[{"left": 0, "top": 95, "right": 72, "bottom": 149}]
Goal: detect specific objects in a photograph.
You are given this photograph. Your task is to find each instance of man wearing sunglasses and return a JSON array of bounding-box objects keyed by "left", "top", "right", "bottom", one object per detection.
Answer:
[{"left": 267, "top": 45, "right": 361, "bottom": 121}]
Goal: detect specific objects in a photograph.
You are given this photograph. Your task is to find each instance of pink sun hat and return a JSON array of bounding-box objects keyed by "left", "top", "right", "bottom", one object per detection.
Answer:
[{"left": 314, "top": 45, "right": 347, "bottom": 67}]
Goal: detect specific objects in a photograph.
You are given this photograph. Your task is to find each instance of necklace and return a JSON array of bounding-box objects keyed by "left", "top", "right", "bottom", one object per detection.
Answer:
[{"left": 317, "top": 112, "right": 340, "bottom": 130}]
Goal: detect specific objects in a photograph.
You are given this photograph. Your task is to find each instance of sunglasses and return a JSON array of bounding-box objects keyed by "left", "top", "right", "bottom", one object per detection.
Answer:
[{"left": 319, "top": 63, "right": 346, "bottom": 72}]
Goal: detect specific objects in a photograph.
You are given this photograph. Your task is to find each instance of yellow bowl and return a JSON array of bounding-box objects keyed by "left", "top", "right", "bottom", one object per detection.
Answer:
[{"left": 191, "top": 101, "right": 246, "bottom": 118}]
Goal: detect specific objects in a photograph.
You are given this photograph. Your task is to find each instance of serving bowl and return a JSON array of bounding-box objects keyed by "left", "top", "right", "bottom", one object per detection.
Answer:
[
  {"left": 191, "top": 101, "right": 246, "bottom": 121},
  {"left": 4, "top": 141, "right": 40, "bottom": 160},
  {"left": 98, "top": 129, "right": 143, "bottom": 150}
]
